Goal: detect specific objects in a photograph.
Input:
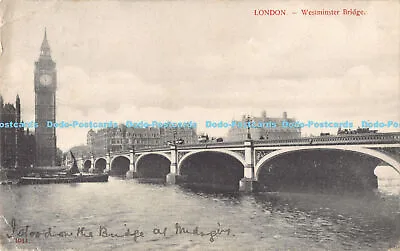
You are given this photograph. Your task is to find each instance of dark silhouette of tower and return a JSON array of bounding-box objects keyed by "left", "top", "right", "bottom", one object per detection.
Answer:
[{"left": 34, "top": 29, "right": 57, "bottom": 167}]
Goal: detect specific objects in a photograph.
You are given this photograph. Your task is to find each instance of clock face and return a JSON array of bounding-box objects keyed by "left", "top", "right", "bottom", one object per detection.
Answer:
[{"left": 39, "top": 74, "right": 52, "bottom": 86}]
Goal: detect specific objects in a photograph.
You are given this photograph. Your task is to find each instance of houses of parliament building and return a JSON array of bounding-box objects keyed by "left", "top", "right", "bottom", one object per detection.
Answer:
[
  {"left": 0, "top": 30, "right": 58, "bottom": 169},
  {"left": 0, "top": 95, "right": 35, "bottom": 169}
]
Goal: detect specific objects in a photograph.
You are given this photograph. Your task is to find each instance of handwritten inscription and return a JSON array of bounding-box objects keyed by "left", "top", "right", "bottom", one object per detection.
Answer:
[
  {"left": 6, "top": 218, "right": 231, "bottom": 243},
  {"left": 98, "top": 225, "right": 144, "bottom": 241},
  {"left": 175, "top": 223, "right": 231, "bottom": 242}
]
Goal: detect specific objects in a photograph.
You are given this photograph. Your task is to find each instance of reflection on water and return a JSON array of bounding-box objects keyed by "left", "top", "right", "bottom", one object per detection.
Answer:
[
  {"left": 0, "top": 176, "right": 399, "bottom": 251},
  {"left": 255, "top": 192, "right": 400, "bottom": 249},
  {"left": 378, "top": 177, "right": 400, "bottom": 195},
  {"left": 376, "top": 165, "right": 400, "bottom": 196}
]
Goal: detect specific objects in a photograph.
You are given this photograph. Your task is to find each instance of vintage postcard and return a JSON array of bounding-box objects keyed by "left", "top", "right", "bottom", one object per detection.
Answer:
[{"left": 0, "top": 0, "right": 399, "bottom": 250}]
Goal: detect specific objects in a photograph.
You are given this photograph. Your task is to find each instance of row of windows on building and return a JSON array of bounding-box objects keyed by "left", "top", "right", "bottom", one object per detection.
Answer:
[
  {"left": 225, "top": 111, "right": 301, "bottom": 141},
  {"left": 86, "top": 124, "right": 198, "bottom": 155},
  {"left": 110, "top": 138, "right": 162, "bottom": 144}
]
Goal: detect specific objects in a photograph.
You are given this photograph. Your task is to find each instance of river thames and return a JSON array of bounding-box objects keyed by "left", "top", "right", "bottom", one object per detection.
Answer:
[{"left": 1, "top": 177, "right": 399, "bottom": 251}]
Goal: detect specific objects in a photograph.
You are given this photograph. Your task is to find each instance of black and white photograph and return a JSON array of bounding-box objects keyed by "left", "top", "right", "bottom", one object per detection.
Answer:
[{"left": 0, "top": 0, "right": 399, "bottom": 250}]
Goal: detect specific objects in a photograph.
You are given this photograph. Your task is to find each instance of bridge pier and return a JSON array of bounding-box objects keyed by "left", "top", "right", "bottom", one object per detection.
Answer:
[
  {"left": 88, "top": 155, "right": 95, "bottom": 173},
  {"left": 105, "top": 153, "right": 111, "bottom": 173},
  {"left": 126, "top": 150, "right": 137, "bottom": 179},
  {"left": 239, "top": 178, "right": 259, "bottom": 193},
  {"left": 126, "top": 170, "right": 138, "bottom": 179},
  {"left": 77, "top": 158, "right": 84, "bottom": 172},
  {"left": 166, "top": 145, "right": 180, "bottom": 185},
  {"left": 166, "top": 173, "right": 178, "bottom": 184},
  {"left": 239, "top": 140, "right": 259, "bottom": 193}
]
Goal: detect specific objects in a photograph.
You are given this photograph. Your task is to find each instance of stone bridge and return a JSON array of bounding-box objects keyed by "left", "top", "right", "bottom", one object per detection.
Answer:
[{"left": 77, "top": 132, "right": 400, "bottom": 192}]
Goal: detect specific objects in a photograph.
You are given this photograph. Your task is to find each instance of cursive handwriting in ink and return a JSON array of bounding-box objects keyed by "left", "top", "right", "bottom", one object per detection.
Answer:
[
  {"left": 6, "top": 218, "right": 232, "bottom": 243},
  {"left": 98, "top": 224, "right": 144, "bottom": 241},
  {"left": 7, "top": 218, "right": 74, "bottom": 243},
  {"left": 153, "top": 227, "right": 168, "bottom": 236},
  {"left": 76, "top": 227, "right": 93, "bottom": 238},
  {"left": 175, "top": 222, "right": 231, "bottom": 242},
  {"left": 6, "top": 218, "right": 28, "bottom": 243}
]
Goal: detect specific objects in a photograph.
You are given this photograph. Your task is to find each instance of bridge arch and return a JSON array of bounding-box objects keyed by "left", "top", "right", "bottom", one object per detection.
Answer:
[
  {"left": 255, "top": 146, "right": 400, "bottom": 179},
  {"left": 135, "top": 153, "right": 171, "bottom": 180},
  {"left": 135, "top": 152, "right": 171, "bottom": 166},
  {"left": 110, "top": 154, "right": 130, "bottom": 163},
  {"left": 83, "top": 160, "right": 91, "bottom": 172},
  {"left": 177, "top": 150, "right": 246, "bottom": 191},
  {"left": 94, "top": 158, "right": 107, "bottom": 173},
  {"left": 177, "top": 149, "right": 246, "bottom": 173},
  {"left": 110, "top": 155, "right": 130, "bottom": 176}
]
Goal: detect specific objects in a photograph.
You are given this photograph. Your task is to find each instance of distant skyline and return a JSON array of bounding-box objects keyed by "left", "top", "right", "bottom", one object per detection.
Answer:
[{"left": 0, "top": 0, "right": 399, "bottom": 151}]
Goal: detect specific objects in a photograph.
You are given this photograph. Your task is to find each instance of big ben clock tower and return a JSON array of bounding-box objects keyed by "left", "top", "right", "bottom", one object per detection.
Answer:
[{"left": 34, "top": 29, "right": 57, "bottom": 167}]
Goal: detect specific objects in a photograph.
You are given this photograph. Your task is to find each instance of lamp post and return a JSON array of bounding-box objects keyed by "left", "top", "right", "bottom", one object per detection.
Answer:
[
  {"left": 173, "top": 127, "right": 177, "bottom": 143},
  {"left": 245, "top": 115, "right": 252, "bottom": 140},
  {"left": 172, "top": 127, "right": 178, "bottom": 161},
  {"left": 89, "top": 151, "right": 94, "bottom": 173},
  {"left": 126, "top": 144, "right": 136, "bottom": 179},
  {"left": 166, "top": 127, "right": 184, "bottom": 185}
]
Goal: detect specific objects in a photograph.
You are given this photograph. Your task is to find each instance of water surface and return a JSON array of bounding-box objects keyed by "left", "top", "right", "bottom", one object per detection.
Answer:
[{"left": 0, "top": 177, "right": 399, "bottom": 250}]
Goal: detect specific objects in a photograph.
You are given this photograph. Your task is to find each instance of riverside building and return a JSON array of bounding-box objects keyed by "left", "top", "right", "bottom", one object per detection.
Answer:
[
  {"left": 226, "top": 111, "right": 301, "bottom": 141},
  {"left": 86, "top": 124, "right": 198, "bottom": 155}
]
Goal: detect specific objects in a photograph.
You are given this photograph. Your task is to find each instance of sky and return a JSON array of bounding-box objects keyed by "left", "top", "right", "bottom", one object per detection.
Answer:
[{"left": 0, "top": 0, "right": 399, "bottom": 151}]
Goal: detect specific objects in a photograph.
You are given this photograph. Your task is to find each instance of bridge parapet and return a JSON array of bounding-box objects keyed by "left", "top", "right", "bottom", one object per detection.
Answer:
[
  {"left": 82, "top": 133, "right": 399, "bottom": 159},
  {"left": 255, "top": 132, "right": 400, "bottom": 147},
  {"left": 179, "top": 141, "right": 244, "bottom": 149},
  {"left": 135, "top": 147, "right": 171, "bottom": 153}
]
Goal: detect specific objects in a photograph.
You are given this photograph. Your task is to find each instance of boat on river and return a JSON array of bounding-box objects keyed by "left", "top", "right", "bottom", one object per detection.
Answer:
[
  {"left": 18, "top": 172, "right": 109, "bottom": 185},
  {"left": 18, "top": 151, "right": 108, "bottom": 185}
]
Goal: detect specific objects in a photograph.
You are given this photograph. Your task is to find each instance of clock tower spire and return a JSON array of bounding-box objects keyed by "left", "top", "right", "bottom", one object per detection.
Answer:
[
  {"left": 34, "top": 29, "right": 57, "bottom": 167},
  {"left": 40, "top": 28, "right": 52, "bottom": 58}
]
